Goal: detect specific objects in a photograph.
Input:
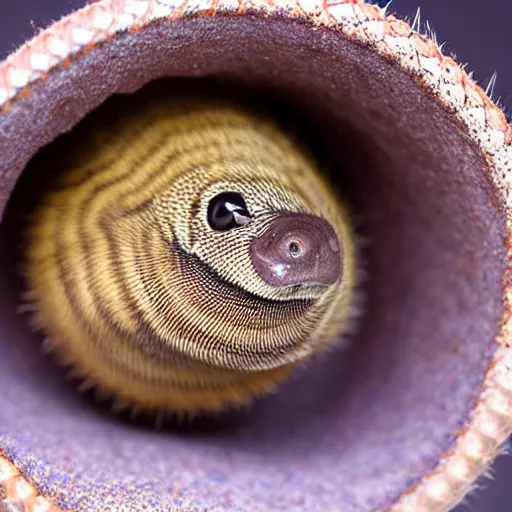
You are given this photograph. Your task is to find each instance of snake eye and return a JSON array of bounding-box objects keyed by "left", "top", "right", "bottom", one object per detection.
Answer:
[{"left": 207, "top": 191, "right": 251, "bottom": 231}]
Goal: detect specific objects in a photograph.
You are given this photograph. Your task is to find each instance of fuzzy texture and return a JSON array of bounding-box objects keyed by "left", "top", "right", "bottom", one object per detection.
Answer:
[{"left": 21, "top": 81, "right": 356, "bottom": 415}]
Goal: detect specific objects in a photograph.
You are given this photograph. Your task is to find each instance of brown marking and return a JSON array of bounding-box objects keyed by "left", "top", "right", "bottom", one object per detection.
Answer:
[{"left": 250, "top": 212, "right": 342, "bottom": 288}]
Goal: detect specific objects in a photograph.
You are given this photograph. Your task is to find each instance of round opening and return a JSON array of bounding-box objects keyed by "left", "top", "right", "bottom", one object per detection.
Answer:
[{"left": 0, "top": 15, "right": 506, "bottom": 511}]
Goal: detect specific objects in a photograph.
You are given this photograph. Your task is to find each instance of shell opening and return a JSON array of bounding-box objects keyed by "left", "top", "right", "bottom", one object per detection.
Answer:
[{"left": 0, "top": 14, "right": 506, "bottom": 512}]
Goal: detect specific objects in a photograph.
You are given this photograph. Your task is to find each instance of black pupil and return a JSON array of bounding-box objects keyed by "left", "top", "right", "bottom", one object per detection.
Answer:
[{"left": 207, "top": 192, "right": 250, "bottom": 231}]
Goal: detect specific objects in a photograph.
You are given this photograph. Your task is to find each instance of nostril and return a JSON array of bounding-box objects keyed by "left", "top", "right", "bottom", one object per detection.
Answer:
[
  {"left": 288, "top": 241, "right": 302, "bottom": 258},
  {"left": 250, "top": 213, "right": 343, "bottom": 288}
]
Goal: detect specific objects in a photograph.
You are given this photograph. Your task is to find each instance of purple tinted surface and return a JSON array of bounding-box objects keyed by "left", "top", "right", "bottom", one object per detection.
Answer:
[{"left": 0, "top": 1, "right": 510, "bottom": 511}]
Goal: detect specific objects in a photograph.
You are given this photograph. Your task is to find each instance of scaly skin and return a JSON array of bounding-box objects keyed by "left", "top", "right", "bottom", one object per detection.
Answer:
[{"left": 23, "top": 83, "right": 357, "bottom": 416}]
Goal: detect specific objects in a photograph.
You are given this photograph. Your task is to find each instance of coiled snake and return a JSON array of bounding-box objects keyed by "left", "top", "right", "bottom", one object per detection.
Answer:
[{"left": 22, "top": 83, "right": 357, "bottom": 416}]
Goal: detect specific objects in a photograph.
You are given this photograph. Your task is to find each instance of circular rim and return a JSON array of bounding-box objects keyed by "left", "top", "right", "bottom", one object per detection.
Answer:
[{"left": 0, "top": 1, "right": 511, "bottom": 511}]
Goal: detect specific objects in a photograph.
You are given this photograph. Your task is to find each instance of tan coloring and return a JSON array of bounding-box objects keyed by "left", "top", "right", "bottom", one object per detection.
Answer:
[{"left": 23, "top": 83, "right": 357, "bottom": 415}]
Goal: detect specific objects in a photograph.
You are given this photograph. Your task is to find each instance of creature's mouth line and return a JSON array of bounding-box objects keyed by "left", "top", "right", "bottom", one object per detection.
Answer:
[{"left": 169, "top": 240, "right": 321, "bottom": 367}]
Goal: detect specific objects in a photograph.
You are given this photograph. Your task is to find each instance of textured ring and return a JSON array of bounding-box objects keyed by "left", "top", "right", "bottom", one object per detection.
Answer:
[{"left": 0, "top": 1, "right": 511, "bottom": 511}]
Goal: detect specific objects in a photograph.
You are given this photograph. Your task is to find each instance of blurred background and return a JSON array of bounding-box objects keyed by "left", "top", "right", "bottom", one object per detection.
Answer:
[{"left": 1, "top": 1, "right": 510, "bottom": 511}]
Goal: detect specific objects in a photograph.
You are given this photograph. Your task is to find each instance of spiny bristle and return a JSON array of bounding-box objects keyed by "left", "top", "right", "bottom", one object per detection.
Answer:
[
  {"left": 482, "top": 467, "right": 495, "bottom": 481},
  {"left": 16, "top": 302, "right": 38, "bottom": 314},
  {"left": 485, "top": 71, "right": 498, "bottom": 99},
  {"left": 41, "top": 337, "right": 54, "bottom": 354},
  {"left": 411, "top": 7, "right": 421, "bottom": 33},
  {"left": 17, "top": 290, "right": 39, "bottom": 316},
  {"left": 20, "top": 297, "right": 47, "bottom": 332},
  {"left": 19, "top": 289, "right": 37, "bottom": 301},
  {"left": 499, "top": 437, "right": 511, "bottom": 455},
  {"left": 76, "top": 378, "right": 96, "bottom": 393}
]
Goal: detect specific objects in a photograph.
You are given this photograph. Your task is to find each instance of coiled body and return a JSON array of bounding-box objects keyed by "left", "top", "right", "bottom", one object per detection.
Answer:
[{"left": 23, "top": 84, "right": 357, "bottom": 415}]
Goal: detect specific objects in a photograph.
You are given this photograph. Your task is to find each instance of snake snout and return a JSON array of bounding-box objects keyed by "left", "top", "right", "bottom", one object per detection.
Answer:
[{"left": 250, "top": 213, "right": 342, "bottom": 288}]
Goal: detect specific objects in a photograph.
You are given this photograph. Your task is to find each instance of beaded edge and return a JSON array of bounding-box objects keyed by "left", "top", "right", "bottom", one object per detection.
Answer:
[{"left": 0, "top": 0, "right": 511, "bottom": 511}]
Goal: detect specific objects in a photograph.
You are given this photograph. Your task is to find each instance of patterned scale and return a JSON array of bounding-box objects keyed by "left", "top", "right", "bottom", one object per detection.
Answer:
[{"left": 22, "top": 82, "right": 357, "bottom": 416}]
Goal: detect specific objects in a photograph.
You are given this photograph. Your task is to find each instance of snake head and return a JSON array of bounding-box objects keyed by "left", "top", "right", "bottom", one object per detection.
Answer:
[{"left": 250, "top": 213, "right": 342, "bottom": 288}]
